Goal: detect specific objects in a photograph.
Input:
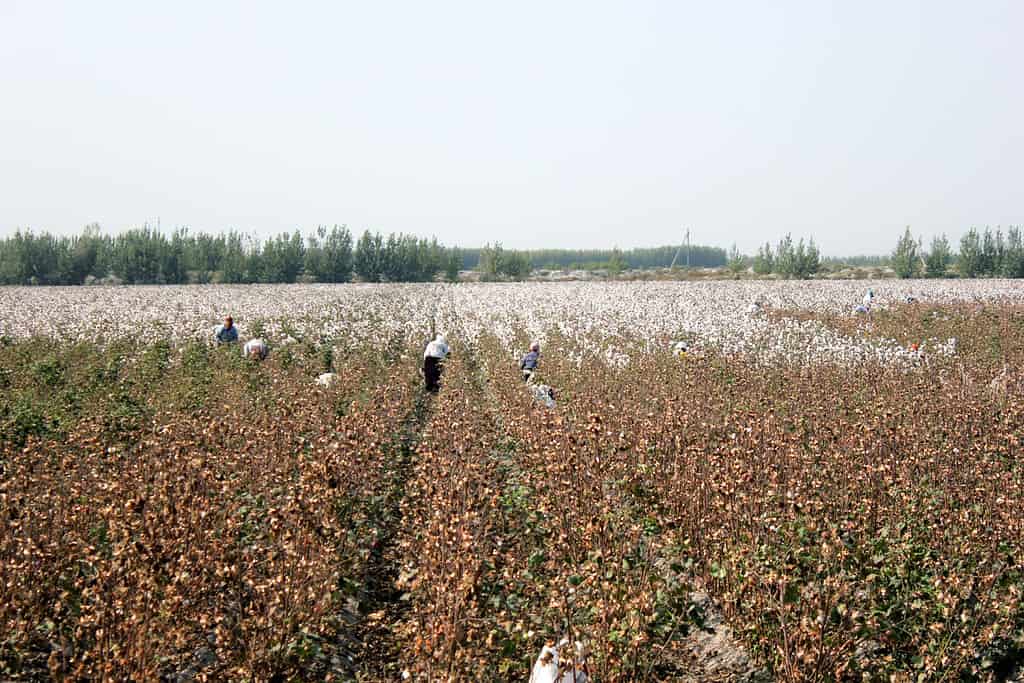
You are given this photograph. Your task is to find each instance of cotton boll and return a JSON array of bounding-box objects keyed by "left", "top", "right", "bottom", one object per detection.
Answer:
[{"left": 316, "top": 373, "right": 338, "bottom": 387}]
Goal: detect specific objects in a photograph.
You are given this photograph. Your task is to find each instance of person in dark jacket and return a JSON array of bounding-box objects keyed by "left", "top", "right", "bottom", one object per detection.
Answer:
[
  {"left": 423, "top": 334, "right": 450, "bottom": 393},
  {"left": 520, "top": 341, "right": 540, "bottom": 382}
]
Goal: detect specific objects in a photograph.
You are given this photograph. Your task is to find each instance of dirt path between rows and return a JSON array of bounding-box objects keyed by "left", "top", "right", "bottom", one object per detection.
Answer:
[{"left": 346, "top": 389, "right": 433, "bottom": 680}]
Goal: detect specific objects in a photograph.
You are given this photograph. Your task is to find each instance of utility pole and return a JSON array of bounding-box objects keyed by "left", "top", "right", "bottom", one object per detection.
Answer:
[{"left": 670, "top": 227, "right": 690, "bottom": 269}]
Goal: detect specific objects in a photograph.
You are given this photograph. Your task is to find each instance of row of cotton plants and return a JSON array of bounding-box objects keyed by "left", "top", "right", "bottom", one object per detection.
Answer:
[
  {"left": 2, "top": 279, "right": 1022, "bottom": 366},
  {"left": 439, "top": 280, "right": 1013, "bottom": 367}
]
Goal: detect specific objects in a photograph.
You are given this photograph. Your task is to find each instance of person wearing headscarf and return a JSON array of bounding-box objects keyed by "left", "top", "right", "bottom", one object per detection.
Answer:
[
  {"left": 423, "top": 334, "right": 450, "bottom": 393},
  {"left": 243, "top": 337, "right": 268, "bottom": 361},
  {"left": 520, "top": 341, "right": 541, "bottom": 382}
]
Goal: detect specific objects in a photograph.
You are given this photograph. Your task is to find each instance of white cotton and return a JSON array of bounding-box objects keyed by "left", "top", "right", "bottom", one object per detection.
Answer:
[
  {"left": 315, "top": 372, "right": 337, "bottom": 387},
  {"left": 3, "top": 281, "right": 1023, "bottom": 372}
]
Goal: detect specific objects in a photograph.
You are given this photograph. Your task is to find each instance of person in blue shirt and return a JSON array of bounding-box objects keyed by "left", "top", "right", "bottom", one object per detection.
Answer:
[
  {"left": 520, "top": 341, "right": 540, "bottom": 382},
  {"left": 214, "top": 316, "right": 238, "bottom": 343}
]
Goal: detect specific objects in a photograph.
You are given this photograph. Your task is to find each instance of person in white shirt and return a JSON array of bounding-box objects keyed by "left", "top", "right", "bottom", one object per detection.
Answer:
[
  {"left": 530, "top": 384, "right": 556, "bottom": 409},
  {"left": 423, "top": 334, "right": 450, "bottom": 393},
  {"left": 243, "top": 338, "right": 268, "bottom": 361}
]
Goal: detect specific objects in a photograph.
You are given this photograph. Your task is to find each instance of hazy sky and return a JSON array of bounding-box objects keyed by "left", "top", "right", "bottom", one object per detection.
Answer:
[{"left": 1, "top": 1, "right": 1020, "bottom": 254}]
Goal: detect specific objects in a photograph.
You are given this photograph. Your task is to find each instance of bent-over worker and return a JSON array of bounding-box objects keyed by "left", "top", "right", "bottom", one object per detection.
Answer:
[
  {"left": 530, "top": 384, "right": 556, "bottom": 409},
  {"left": 423, "top": 334, "right": 450, "bottom": 393},
  {"left": 244, "top": 338, "right": 268, "bottom": 361}
]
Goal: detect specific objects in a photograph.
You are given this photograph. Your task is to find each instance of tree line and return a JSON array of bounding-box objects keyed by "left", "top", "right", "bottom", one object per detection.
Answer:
[
  {"left": 460, "top": 244, "right": 727, "bottom": 271},
  {"left": 0, "top": 225, "right": 463, "bottom": 285},
  {"left": 890, "top": 225, "right": 1024, "bottom": 278},
  {"left": 27, "top": 221, "right": 1016, "bottom": 284},
  {"left": 723, "top": 226, "right": 1024, "bottom": 280},
  {"left": 0, "top": 225, "right": 733, "bottom": 285}
]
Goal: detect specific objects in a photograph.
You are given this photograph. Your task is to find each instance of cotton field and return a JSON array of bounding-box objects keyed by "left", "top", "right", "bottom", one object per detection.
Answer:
[
  {"left": 3, "top": 279, "right": 1022, "bottom": 367},
  {"left": 2, "top": 280, "right": 1023, "bottom": 681}
]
